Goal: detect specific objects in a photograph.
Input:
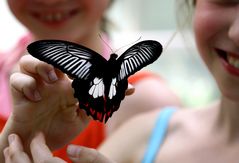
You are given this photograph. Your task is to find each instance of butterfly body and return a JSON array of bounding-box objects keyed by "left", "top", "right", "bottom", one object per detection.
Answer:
[
  {"left": 72, "top": 53, "right": 128, "bottom": 122},
  {"left": 27, "top": 39, "right": 162, "bottom": 122}
]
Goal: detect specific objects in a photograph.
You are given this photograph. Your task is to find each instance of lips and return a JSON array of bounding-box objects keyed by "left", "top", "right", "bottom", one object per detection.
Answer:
[
  {"left": 31, "top": 8, "right": 79, "bottom": 24},
  {"left": 228, "top": 54, "right": 239, "bottom": 68},
  {"left": 217, "top": 49, "right": 239, "bottom": 76}
]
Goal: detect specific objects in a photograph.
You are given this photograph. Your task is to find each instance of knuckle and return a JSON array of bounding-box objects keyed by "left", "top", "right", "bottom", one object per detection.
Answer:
[
  {"left": 19, "top": 55, "right": 29, "bottom": 65},
  {"left": 10, "top": 73, "right": 19, "bottom": 84},
  {"left": 89, "top": 149, "right": 104, "bottom": 163}
]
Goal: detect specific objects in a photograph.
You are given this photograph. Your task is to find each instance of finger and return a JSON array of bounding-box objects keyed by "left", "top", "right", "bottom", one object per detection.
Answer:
[
  {"left": 19, "top": 55, "right": 59, "bottom": 83},
  {"left": 30, "top": 132, "right": 65, "bottom": 163},
  {"left": 3, "top": 147, "right": 10, "bottom": 163},
  {"left": 76, "top": 108, "right": 91, "bottom": 125},
  {"left": 30, "top": 132, "right": 51, "bottom": 161},
  {"left": 67, "top": 145, "right": 115, "bottom": 163},
  {"left": 125, "top": 84, "right": 135, "bottom": 96},
  {"left": 6, "top": 134, "right": 31, "bottom": 163},
  {"left": 10, "top": 72, "right": 42, "bottom": 102}
]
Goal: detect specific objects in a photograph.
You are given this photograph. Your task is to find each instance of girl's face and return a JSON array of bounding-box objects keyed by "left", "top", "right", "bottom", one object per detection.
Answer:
[
  {"left": 7, "top": 0, "right": 110, "bottom": 42},
  {"left": 193, "top": 0, "right": 239, "bottom": 100}
]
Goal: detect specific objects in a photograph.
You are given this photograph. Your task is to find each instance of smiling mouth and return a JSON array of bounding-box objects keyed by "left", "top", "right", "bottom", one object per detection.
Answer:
[
  {"left": 217, "top": 49, "right": 239, "bottom": 69},
  {"left": 32, "top": 9, "right": 79, "bottom": 23}
]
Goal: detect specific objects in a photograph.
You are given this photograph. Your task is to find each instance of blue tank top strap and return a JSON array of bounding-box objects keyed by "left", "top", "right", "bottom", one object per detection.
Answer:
[{"left": 141, "top": 107, "right": 177, "bottom": 163}]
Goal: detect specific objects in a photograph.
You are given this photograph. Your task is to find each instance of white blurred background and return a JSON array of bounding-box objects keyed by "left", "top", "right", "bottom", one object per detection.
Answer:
[{"left": 0, "top": 0, "right": 220, "bottom": 107}]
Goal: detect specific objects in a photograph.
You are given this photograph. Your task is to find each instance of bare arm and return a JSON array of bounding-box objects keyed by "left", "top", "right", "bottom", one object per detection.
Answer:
[{"left": 107, "top": 76, "right": 181, "bottom": 134}]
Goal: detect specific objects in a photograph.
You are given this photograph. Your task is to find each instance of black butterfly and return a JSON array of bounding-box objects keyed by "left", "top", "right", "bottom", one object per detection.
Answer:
[{"left": 27, "top": 40, "right": 162, "bottom": 122}]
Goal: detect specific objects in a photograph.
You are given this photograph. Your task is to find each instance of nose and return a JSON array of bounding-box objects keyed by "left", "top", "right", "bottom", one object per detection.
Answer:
[
  {"left": 228, "top": 11, "right": 239, "bottom": 45},
  {"left": 33, "top": 0, "right": 67, "bottom": 5}
]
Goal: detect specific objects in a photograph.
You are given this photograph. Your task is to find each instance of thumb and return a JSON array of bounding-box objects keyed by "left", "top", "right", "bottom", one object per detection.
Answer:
[
  {"left": 67, "top": 145, "right": 115, "bottom": 163},
  {"left": 125, "top": 83, "right": 135, "bottom": 96},
  {"left": 30, "top": 132, "right": 66, "bottom": 163},
  {"left": 10, "top": 73, "right": 42, "bottom": 104}
]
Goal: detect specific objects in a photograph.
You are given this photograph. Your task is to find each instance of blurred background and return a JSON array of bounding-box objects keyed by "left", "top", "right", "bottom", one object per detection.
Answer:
[{"left": 0, "top": 0, "right": 220, "bottom": 107}]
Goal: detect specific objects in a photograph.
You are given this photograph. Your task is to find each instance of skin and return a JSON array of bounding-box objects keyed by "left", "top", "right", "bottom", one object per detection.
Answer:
[
  {"left": 7, "top": 0, "right": 110, "bottom": 53},
  {"left": 0, "top": 56, "right": 90, "bottom": 162},
  {"left": 6, "top": 0, "right": 181, "bottom": 131},
  {"left": 1, "top": 0, "right": 181, "bottom": 162},
  {"left": 15, "top": 0, "right": 239, "bottom": 162},
  {"left": 97, "top": 0, "right": 239, "bottom": 162},
  {"left": 4, "top": 133, "right": 115, "bottom": 163},
  {"left": 2, "top": 55, "right": 134, "bottom": 163}
]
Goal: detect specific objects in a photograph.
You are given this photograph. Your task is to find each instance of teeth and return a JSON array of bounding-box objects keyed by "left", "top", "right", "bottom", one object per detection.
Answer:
[
  {"left": 40, "top": 12, "right": 68, "bottom": 22},
  {"left": 228, "top": 55, "right": 239, "bottom": 68}
]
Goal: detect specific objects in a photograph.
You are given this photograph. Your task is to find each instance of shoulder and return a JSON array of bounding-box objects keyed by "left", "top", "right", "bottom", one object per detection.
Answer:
[
  {"left": 155, "top": 107, "right": 211, "bottom": 161},
  {"left": 98, "top": 108, "right": 162, "bottom": 162},
  {"left": 100, "top": 107, "right": 183, "bottom": 162},
  {"left": 127, "top": 71, "right": 181, "bottom": 107}
]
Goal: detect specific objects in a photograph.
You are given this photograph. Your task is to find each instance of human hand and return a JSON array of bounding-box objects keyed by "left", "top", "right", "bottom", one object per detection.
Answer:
[
  {"left": 4, "top": 133, "right": 115, "bottom": 163},
  {"left": 1, "top": 53, "right": 135, "bottom": 162},
  {"left": 125, "top": 83, "right": 135, "bottom": 96},
  {"left": 4, "top": 55, "right": 90, "bottom": 152},
  {"left": 67, "top": 145, "right": 115, "bottom": 163},
  {"left": 4, "top": 133, "right": 66, "bottom": 163}
]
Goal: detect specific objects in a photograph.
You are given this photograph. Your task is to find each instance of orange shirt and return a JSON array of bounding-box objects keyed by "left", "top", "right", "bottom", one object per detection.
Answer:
[
  {"left": 0, "top": 71, "right": 159, "bottom": 162},
  {"left": 53, "top": 71, "right": 160, "bottom": 162},
  {"left": 0, "top": 34, "right": 161, "bottom": 162}
]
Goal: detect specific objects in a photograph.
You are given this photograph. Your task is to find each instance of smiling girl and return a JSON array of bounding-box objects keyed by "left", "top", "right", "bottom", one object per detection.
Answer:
[
  {"left": 23, "top": 0, "right": 239, "bottom": 162},
  {"left": 0, "top": 0, "right": 181, "bottom": 162}
]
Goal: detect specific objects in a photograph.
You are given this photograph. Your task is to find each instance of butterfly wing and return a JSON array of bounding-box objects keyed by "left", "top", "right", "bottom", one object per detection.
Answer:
[
  {"left": 104, "top": 40, "right": 163, "bottom": 122},
  {"left": 27, "top": 40, "right": 109, "bottom": 122},
  {"left": 116, "top": 40, "right": 162, "bottom": 81},
  {"left": 72, "top": 78, "right": 106, "bottom": 122},
  {"left": 27, "top": 40, "right": 107, "bottom": 80},
  {"left": 27, "top": 39, "right": 163, "bottom": 123}
]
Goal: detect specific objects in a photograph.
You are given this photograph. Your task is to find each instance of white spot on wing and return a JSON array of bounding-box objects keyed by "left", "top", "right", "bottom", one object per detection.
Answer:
[
  {"left": 109, "top": 78, "right": 117, "bottom": 99},
  {"left": 89, "top": 77, "right": 104, "bottom": 98}
]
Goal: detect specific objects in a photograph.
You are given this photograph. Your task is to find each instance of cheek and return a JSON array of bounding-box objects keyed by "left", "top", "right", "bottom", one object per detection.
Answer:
[
  {"left": 85, "top": 0, "right": 110, "bottom": 17},
  {"left": 194, "top": 11, "right": 215, "bottom": 44},
  {"left": 193, "top": 2, "right": 229, "bottom": 48},
  {"left": 7, "top": 0, "right": 27, "bottom": 19},
  {"left": 7, "top": 0, "right": 19, "bottom": 13},
  {"left": 193, "top": 6, "right": 224, "bottom": 57}
]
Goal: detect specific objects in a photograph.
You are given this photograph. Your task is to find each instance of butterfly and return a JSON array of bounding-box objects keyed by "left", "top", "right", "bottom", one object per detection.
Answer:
[{"left": 27, "top": 40, "right": 162, "bottom": 122}]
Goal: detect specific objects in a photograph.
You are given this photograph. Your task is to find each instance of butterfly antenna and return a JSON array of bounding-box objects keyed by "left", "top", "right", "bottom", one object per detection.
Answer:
[
  {"left": 163, "top": 30, "right": 178, "bottom": 52},
  {"left": 98, "top": 34, "right": 114, "bottom": 53},
  {"left": 163, "top": 15, "right": 190, "bottom": 52},
  {"left": 114, "top": 36, "right": 142, "bottom": 54}
]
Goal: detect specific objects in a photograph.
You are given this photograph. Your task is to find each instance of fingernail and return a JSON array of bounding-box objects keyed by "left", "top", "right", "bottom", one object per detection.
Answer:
[
  {"left": 128, "top": 84, "right": 133, "bottom": 89},
  {"left": 67, "top": 145, "right": 81, "bottom": 157},
  {"left": 48, "top": 70, "right": 58, "bottom": 82},
  {"left": 8, "top": 134, "right": 15, "bottom": 144},
  {"left": 34, "top": 90, "right": 42, "bottom": 101}
]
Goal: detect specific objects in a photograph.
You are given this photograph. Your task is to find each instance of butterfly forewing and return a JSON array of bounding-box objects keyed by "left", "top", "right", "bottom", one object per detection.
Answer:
[
  {"left": 27, "top": 39, "right": 162, "bottom": 123},
  {"left": 27, "top": 40, "right": 107, "bottom": 80},
  {"left": 116, "top": 40, "right": 162, "bottom": 81}
]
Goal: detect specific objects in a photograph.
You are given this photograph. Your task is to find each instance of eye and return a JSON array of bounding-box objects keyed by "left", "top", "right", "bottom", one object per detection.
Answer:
[
  {"left": 210, "top": 0, "right": 239, "bottom": 5},
  {"left": 217, "top": 0, "right": 239, "bottom": 5}
]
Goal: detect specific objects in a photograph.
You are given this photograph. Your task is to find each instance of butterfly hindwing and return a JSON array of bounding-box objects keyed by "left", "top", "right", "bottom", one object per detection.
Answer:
[
  {"left": 27, "top": 39, "right": 163, "bottom": 123},
  {"left": 105, "top": 78, "right": 128, "bottom": 122},
  {"left": 105, "top": 40, "right": 162, "bottom": 108},
  {"left": 72, "top": 78, "right": 106, "bottom": 122},
  {"left": 27, "top": 40, "right": 107, "bottom": 80},
  {"left": 103, "top": 40, "right": 162, "bottom": 121}
]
